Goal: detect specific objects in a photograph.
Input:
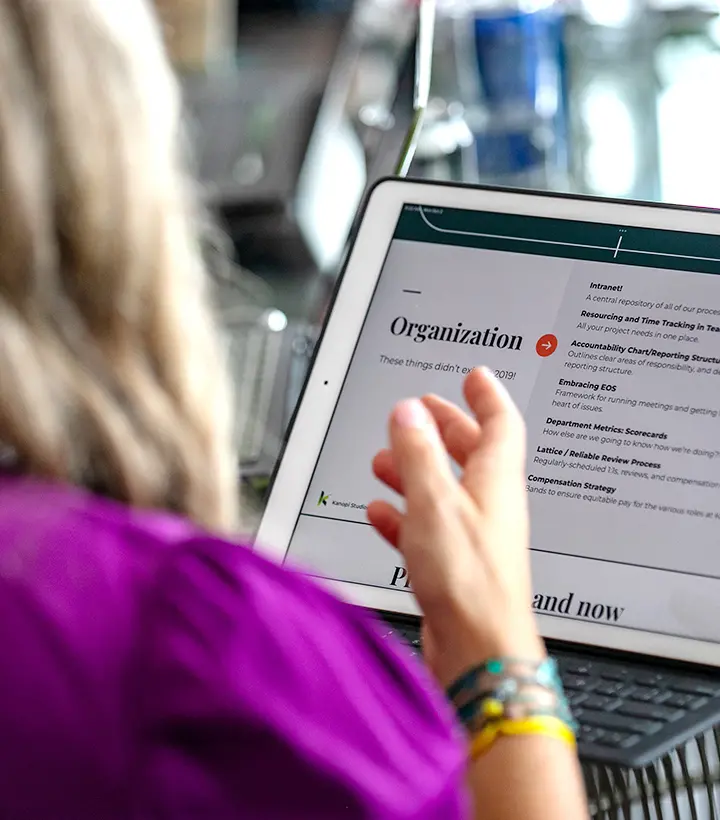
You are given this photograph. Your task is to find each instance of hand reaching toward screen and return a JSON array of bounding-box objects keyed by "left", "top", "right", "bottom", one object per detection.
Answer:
[{"left": 368, "top": 368, "right": 546, "bottom": 687}]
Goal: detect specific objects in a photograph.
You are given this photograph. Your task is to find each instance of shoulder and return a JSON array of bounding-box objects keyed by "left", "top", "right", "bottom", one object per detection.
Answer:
[
  {"left": 0, "top": 477, "right": 206, "bottom": 814},
  {"left": 140, "top": 533, "right": 468, "bottom": 817},
  {"left": 0, "top": 477, "right": 467, "bottom": 818}
]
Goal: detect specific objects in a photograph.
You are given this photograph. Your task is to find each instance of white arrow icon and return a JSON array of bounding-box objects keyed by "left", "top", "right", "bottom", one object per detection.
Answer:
[{"left": 542, "top": 342, "right": 552, "bottom": 350}]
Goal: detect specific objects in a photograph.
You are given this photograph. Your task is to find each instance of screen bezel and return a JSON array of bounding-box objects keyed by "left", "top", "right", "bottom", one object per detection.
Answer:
[{"left": 255, "top": 177, "right": 720, "bottom": 669}]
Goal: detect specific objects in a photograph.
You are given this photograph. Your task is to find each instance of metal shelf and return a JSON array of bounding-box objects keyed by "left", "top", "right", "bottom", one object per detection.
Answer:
[{"left": 585, "top": 729, "right": 720, "bottom": 819}]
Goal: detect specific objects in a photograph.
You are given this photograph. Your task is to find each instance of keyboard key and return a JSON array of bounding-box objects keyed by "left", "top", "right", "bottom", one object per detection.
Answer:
[
  {"left": 566, "top": 663, "right": 592, "bottom": 676},
  {"left": 583, "top": 695, "right": 621, "bottom": 711},
  {"left": 650, "top": 691, "right": 672, "bottom": 705},
  {"left": 670, "top": 680, "right": 720, "bottom": 698},
  {"left": 596, "top": 681, "right": 636, "bottom": 697},
  {"left": 617, "top": 684, "right": 637, "bottom": 698},
  {"left": 578, "top": 725, "right": 604, "bottom": 744},
  {"left": 582, "top": 710, "right": 662, "bottom": 735},
  {"left": 620, "top": 734, "right": 642, "bottom": 749},
  {"left": 616, "top": 701, "right": 685, "bottom": 722},
  {"left": 595, "top": 682, "right": 624, "bottom": 696},
  {"left": 568, "top": 692, "right": 588, "bottom": 708},
  {"left": 599, "top": 668, "right": 627, "bottom": 682},
  {"left": 665, "top": 693, "right": 709, "bottom": 711},
  {"left": 410, "top": 638, "right": 422, "bottom": 648},
  {"left": 599, "top": 731, "right": 635, "bottom": 748},
  {"left": 630, "top": 687, "right": 660, "bottom": 703},
  {"left": 635, "top": 674, "right": 664, "bottom": 687},
  {"left": 664, "top": 692, "right": 697, "bottom": 709},
  {"left": 563, "top": 674, "right": 596, "bottom": 691}
]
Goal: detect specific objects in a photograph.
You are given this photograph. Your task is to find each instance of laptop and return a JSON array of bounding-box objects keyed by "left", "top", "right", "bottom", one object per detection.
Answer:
[{"left": 255, "top": 177, "right": 720, "bottom": 768}]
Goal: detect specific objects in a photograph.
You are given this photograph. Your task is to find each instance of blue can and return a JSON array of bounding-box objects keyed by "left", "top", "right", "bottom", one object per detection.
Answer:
[{"left": 471, "top": 1, "right": 567, "bottom": 182}]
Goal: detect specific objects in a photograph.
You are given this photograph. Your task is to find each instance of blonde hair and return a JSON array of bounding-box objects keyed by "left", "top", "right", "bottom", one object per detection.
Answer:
[{"left": 0, "top": 0, "right": 239, "bottom": 532}]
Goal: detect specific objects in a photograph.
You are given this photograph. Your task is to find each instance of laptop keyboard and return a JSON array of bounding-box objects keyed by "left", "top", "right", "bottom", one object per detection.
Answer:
[
  {"left": 555, "top": 653, "right": 717, "bottom": 752},
  {"left": 379, "top": 618, "right": 720, "bottom": 766}
]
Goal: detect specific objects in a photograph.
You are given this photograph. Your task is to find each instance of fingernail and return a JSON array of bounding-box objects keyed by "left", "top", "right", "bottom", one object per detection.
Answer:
[
  {"left": 480, "top": 366, "right": 502, "bottom": 387},
  {"left": 394, "top": 399, "right": 430, "bottom": 429},
  {"left": 480, "top": 365, "right": 511, "bottom": 400}
]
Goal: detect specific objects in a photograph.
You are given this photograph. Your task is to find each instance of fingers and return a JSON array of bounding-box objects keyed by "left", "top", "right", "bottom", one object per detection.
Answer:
[
  {"left": 388, "top": 399, "right": 455, "bottom": 510},
  {"left": 463, "top": 367, "right": 524, "bottom": 453},
  {"left": 372, "top": 449, "right": 401, "bottom": 494},
  {"left": 373, "top": 396, "right": 480, "bottom": 496},
  {"left": 367, "top": 500, "right": 402, "bottom": 549},
  {"left": 422, "top": 394, "right": 481, "bottom": 466},
  {"left": 462, "top": 368, "right": 526, "bottom": 503}
]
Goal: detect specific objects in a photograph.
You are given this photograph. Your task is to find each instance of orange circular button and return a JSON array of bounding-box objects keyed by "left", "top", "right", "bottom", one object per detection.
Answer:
[{"left": 536, "top": 334, "right": 558, "bottom": 357}]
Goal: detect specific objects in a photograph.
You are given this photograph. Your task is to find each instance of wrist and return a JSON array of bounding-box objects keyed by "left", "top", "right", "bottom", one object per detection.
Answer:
[
  {"left": 479, "top": 625, "right": 547, "bottom": 663},
  {"left": 433, "top": 618, "right": 546, "bottom": 688}
]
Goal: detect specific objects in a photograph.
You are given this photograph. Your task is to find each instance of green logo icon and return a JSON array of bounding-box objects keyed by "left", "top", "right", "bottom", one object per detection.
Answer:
[{"left": 317, "top": 491, "right": 330, "bottom": 507}]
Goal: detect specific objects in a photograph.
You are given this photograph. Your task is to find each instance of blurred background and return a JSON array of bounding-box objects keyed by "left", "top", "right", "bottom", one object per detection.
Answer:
[
  {"left": 153, "top": 6, "right": 720, "bottom": 811},
  {"left": 152, "top": 0, "right": 720, "bottom": 502}
]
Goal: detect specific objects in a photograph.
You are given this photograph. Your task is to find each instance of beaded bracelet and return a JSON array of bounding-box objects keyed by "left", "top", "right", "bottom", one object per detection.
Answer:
[{"left": 446, "top": 657, "right": 577, "bottom": 759}]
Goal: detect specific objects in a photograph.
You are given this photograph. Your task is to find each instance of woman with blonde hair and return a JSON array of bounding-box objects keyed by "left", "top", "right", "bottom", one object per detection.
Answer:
[{"left": 0, "top": 1, "right": 588, "bottom": 818}]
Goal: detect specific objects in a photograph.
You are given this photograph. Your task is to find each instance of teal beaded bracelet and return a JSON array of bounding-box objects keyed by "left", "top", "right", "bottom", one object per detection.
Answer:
[{"left": 446, "top": 657, "right": 577, "bottom": 735}]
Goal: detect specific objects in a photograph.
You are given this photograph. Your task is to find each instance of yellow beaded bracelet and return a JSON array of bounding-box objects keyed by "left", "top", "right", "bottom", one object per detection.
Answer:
[{"left": 470, "top": 715, "right": 577, "bottom": 761}]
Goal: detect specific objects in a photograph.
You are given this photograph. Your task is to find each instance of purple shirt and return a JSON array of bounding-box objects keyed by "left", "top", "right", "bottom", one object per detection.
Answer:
[{"left": 0, "top": 476, "right": 467, "bottom": 818}]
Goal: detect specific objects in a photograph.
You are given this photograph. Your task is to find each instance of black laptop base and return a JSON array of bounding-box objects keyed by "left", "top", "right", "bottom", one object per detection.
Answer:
[{"left": 377, "top": 611, "right": 720, "bottom": 768}]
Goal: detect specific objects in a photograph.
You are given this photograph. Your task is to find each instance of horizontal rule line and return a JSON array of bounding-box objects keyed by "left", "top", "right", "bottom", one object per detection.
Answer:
[
  {"left": 417, "top": 207, "right": 720, "bottom": 264},
  {"left": 298, "top": 512, "right": 720, "bottom": 581}
]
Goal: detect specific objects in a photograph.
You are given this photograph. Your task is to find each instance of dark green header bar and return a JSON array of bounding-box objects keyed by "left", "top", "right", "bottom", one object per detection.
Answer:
[{"left": 394, "top": 204, "right": 720, "bottom": 276}]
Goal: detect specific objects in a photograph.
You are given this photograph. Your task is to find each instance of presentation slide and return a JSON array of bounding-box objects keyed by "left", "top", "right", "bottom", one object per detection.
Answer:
[{"left": 285, "top": 205, "right": 720, "bottom": 644}]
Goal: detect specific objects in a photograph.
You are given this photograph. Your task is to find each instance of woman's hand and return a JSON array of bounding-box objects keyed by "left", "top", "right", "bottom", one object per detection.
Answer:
[{"left": 367, "top": 367, "right": 545, "bottom": 688}]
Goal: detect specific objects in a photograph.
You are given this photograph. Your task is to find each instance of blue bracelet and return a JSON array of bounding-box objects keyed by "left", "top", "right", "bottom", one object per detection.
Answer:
[
  {"left": 447, "top": 657, "right": 562, "bottom": 700},
  {"left": 446, "top": 657, "right": 577, "bottom": 734}
]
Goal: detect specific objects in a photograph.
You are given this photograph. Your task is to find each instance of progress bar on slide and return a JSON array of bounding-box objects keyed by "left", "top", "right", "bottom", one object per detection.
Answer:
[{"left": 417, "top": 208, "right": 720, "bottom": 264}]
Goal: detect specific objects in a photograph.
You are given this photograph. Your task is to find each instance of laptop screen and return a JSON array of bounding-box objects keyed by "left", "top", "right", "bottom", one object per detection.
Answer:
[{"left": 282, "top": 202, "right": 720, "bottom": 648}]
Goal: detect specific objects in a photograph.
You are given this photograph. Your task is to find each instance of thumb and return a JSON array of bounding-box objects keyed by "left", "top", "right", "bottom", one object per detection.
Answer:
[{"left": 389, "top": 399, "right": 455, "bottom": 510}]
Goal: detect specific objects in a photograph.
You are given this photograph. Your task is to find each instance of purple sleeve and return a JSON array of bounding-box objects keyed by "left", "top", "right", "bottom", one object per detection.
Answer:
[{"left": 137, "top": 538, "right": 469, "bottom": 819}]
